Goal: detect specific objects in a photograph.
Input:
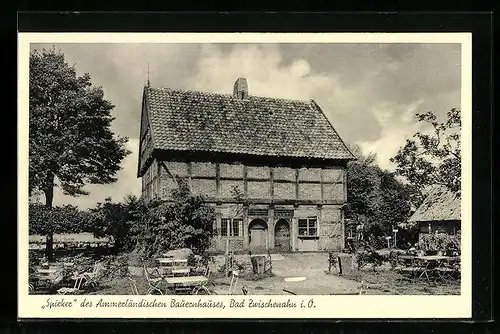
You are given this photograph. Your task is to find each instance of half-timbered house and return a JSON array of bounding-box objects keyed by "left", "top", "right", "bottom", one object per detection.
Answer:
[{"left": 137, "top": 78, "right": 355, "bottom": 253}]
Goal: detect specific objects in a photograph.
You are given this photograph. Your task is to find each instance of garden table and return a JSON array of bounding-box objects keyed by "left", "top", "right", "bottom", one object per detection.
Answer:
[
  {"left": 396, "top": 255, "right": 421, "bottom": 279},
  {"left": 157, "top": 258, "right": 175, "bottom": 265},
  {"left": 173, "top": 259, "right": 188, "bottom": 266},
  {"left": 172, "top": 268, "right": 191, "bottom": 277},
  {"left": 157, "top": 258, "right": 189, "bottom": 266},
  {"left": 415, "top": 256, "right": 460, "bottom": 282},
  {"left": 165, "top": 276, "right": 208, "bottom": 294},
  {"left": 37, "top": 268, "right": 59, "bottom": 274},
  {"left": 33, "top": 270, "right": 65, "bottom": 292}
]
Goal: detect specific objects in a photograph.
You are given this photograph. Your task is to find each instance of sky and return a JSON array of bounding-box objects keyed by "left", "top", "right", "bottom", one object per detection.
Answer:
[{"left": 29, "top": 42, "right": 462, "bottom": 209}]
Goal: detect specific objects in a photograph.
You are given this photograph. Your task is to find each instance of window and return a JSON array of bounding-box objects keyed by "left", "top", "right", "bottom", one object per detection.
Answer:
[
  {"left": 221, "top": 218, "right": 243, "bottom": 237},
  {"left": 298, "top": 218, "right": 318, "bottom": 236}
]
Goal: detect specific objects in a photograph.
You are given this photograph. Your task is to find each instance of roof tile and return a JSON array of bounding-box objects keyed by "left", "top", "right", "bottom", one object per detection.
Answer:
[{"left": 145, "top": 86, "right": 355, "bottom": 160}]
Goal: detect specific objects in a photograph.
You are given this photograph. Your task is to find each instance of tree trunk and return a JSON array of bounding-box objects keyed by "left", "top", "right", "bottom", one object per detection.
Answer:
[{"left": 43, "top": 174, "right": 55, "bottom": 262}]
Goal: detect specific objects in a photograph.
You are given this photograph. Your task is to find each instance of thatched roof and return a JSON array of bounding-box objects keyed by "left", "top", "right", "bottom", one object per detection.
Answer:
[{"left": 408, "top": 186, "right": 461, "bottom": 222}]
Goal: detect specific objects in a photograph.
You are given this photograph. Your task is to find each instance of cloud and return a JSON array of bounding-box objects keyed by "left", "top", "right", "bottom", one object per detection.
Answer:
[
  {"left": 29, "top": 42, "right": 461, "bottom": 208},
  {"left": 290, "top": 59, "right": 311, "bottom": 77},
  {"left": 189, "top": 44, "right": 340, "bottom": 102},
  {"left": 357, "top": 101, "right": 426, "bottom": 171}
]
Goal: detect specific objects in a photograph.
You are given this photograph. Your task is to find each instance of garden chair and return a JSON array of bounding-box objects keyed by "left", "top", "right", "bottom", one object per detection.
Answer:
[
  {"left": 228, "top": 270, "right": 240, "bottom": 295},
  {"left": 436, "top": 258, "right": 460, "bottom": 283},
  {"left": 328, "top": 252, "right": 338, "bottom": 273},
  {"left": 81, "top": 261, "right": 105, "bottom": 289},
  {"left": 190, "top": 266, "right": 218, "bottom": 295},
  {"left": 57, "top": 275, "right": 85, "bottom": 295},
  {"left": 265, "top": 252, "right": 273, "bottom": 274},
  {"left": 142, "top": 260, "right": 164, "bottom": 295},
  {"left": 127, "top": 277, "right": 139, "bottom": 295},
  {"left": 204, "top": 270, "right": 240, "bottom": 295},
  {"left": 358, "top": 281, "right": 367, "bottom": 295},
  {"left": 436, "top": 266, "right": 456, "bottom": 283}
]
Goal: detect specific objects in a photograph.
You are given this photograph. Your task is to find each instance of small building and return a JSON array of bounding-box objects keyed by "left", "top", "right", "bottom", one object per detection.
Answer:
[
  {"left": 408, "top": 186, "right": 461, "bottom": 242},
  {"left": 137, "top": 78, "right": 355, "bottom": 253}
]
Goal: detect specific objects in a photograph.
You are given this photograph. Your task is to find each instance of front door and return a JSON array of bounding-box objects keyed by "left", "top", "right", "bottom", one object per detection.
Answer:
[
  {"left": 249, "top": 219, "right": 268, "bottom": 251},
  {"left": 274, "top": 219, "right": 291, "bottom": 252}
]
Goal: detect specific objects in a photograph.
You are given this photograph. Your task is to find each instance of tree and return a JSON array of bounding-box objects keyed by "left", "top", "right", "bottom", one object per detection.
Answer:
[
  {"left": 345, "top": 144, "right": 420, "bottom": 248},
  {"left": 390, "top": 109, "right": 461, "bottom": 195},
  {"left": 29, "top": 47, "right": 130, "bottom": 260},
  {"left": 88, "top": 195, "right": 158, "bottom": 253}
]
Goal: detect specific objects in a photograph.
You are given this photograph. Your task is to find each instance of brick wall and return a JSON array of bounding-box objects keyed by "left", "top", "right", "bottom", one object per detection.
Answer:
[
  {"left": 323, "top": 183, "right": 345, "bottom": 202},
  {"left": 219, "top": 180, "right": 244, "bottom": 199},
  {"left": 220, "top": 163, "right": 244, "bottom": 178},
  {"left": 298, "top": 183, "right": 322, "bottom": 201},
  {"left": 190, "top": 179, "right": 217, "bottom": 198},
  {"left": 191, "top": 161, "right": 216, "bottom": 177},
  {"left": 274, "top": 182, "right": 295, "bottom": 200},
  {"left": 247, "top": 181, "right": 269, "bottom": 198},
  {"left": 298, "top": 167, "right": 321, "bottom": 182},
  {"left": 319, "top": 205, "right": 344, "bottom": 251},
  {"left": 274, "top": 166, "right": 296, "bottom": 181}
]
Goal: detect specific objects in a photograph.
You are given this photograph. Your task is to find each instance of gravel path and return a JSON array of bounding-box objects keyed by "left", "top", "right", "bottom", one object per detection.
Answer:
[{"left": 213, "top": 252, "right": 363, "bottom": 295}]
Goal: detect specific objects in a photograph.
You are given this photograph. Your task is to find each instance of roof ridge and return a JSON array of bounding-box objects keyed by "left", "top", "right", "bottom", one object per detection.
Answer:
[{"left": 146, "top": 85, "right": 313, "bottom": 104}]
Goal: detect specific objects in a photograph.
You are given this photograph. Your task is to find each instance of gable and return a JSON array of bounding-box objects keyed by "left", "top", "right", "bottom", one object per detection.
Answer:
[{"left": 137, "top": 89, "right": 154, "bottom": 177}]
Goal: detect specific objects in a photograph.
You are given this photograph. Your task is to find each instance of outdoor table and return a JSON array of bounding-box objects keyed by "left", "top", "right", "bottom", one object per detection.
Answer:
[
  {"left": 398, "top": 255, "right": 416, "bottom": 265},
  {"left": 33, "top": 269, "right": 65, "bottom": 292},
  {"left": 395, "top": 255, "right": 422, "bottom": 279},
  {"left": 158, "top": 266, "right": 193, "bottom": 276},
  {"left": 414, "top": 256, "right": 460, "bottom": 281},
  {"left": 157, "top": 258, "right": 175, "bottom": 265},
  {"left": 172, "top": 268, "right": 191, "bottom": 277},
  {"left": 173, "top": 259, "right": 188, "bottom": 266},
  {"left": 37, "top": 268, "right": 59, "bottom": 274},
  {"left": 157, "top": 258, "right": 188, "bottom": 266},
  {"left": 165, "top": 276, "right": 208, "bottom": 294}
]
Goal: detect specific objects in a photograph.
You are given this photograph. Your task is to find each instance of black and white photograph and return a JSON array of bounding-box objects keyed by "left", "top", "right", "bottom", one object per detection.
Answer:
[{"left": 18, "top": 33, "right": 472, "bottom": 319}]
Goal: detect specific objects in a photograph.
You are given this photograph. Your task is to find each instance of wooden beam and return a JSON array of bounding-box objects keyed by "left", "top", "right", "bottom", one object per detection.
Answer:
[
  {"left": 190, "top": 198, "right": 345, "bottom": 205},
  {"left": 343, "top": 167, "right": 347, "bottom": 202},
  {"left": 320, "top": 167, "right": 324, "bottom": 204},
  {"left": 270, "top": 168, "right": 274, "bottom": 201},
  {"left": 243, "top": 165, "right": 248, "bottom": 197},
  {"left": 295, "top": 169, "right": 300, "bottom": 201},
  {"left": 215, "top": 162, "right": 220, "bottom": 200}
]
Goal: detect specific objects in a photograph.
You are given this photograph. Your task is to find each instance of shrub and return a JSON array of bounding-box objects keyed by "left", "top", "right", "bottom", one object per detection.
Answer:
[
  {"left": 419, "top": 233, "right": 461, "bottom": 254},
  {"left": 135, "top": 178, "right": 216, "bottom": 259}
]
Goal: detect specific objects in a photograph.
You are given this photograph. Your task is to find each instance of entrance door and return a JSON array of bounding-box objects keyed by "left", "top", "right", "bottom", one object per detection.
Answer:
[
  {"left": 249, "top": 219, "right": 268, "bottom": 251},
  {"left": 274, "top": 219, "right": 291, "bottom": 252}
]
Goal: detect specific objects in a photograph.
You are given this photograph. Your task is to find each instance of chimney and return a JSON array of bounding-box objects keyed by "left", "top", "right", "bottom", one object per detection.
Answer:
[{"left": 233, "top": 77, "right": 249, "bottom": 99}]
